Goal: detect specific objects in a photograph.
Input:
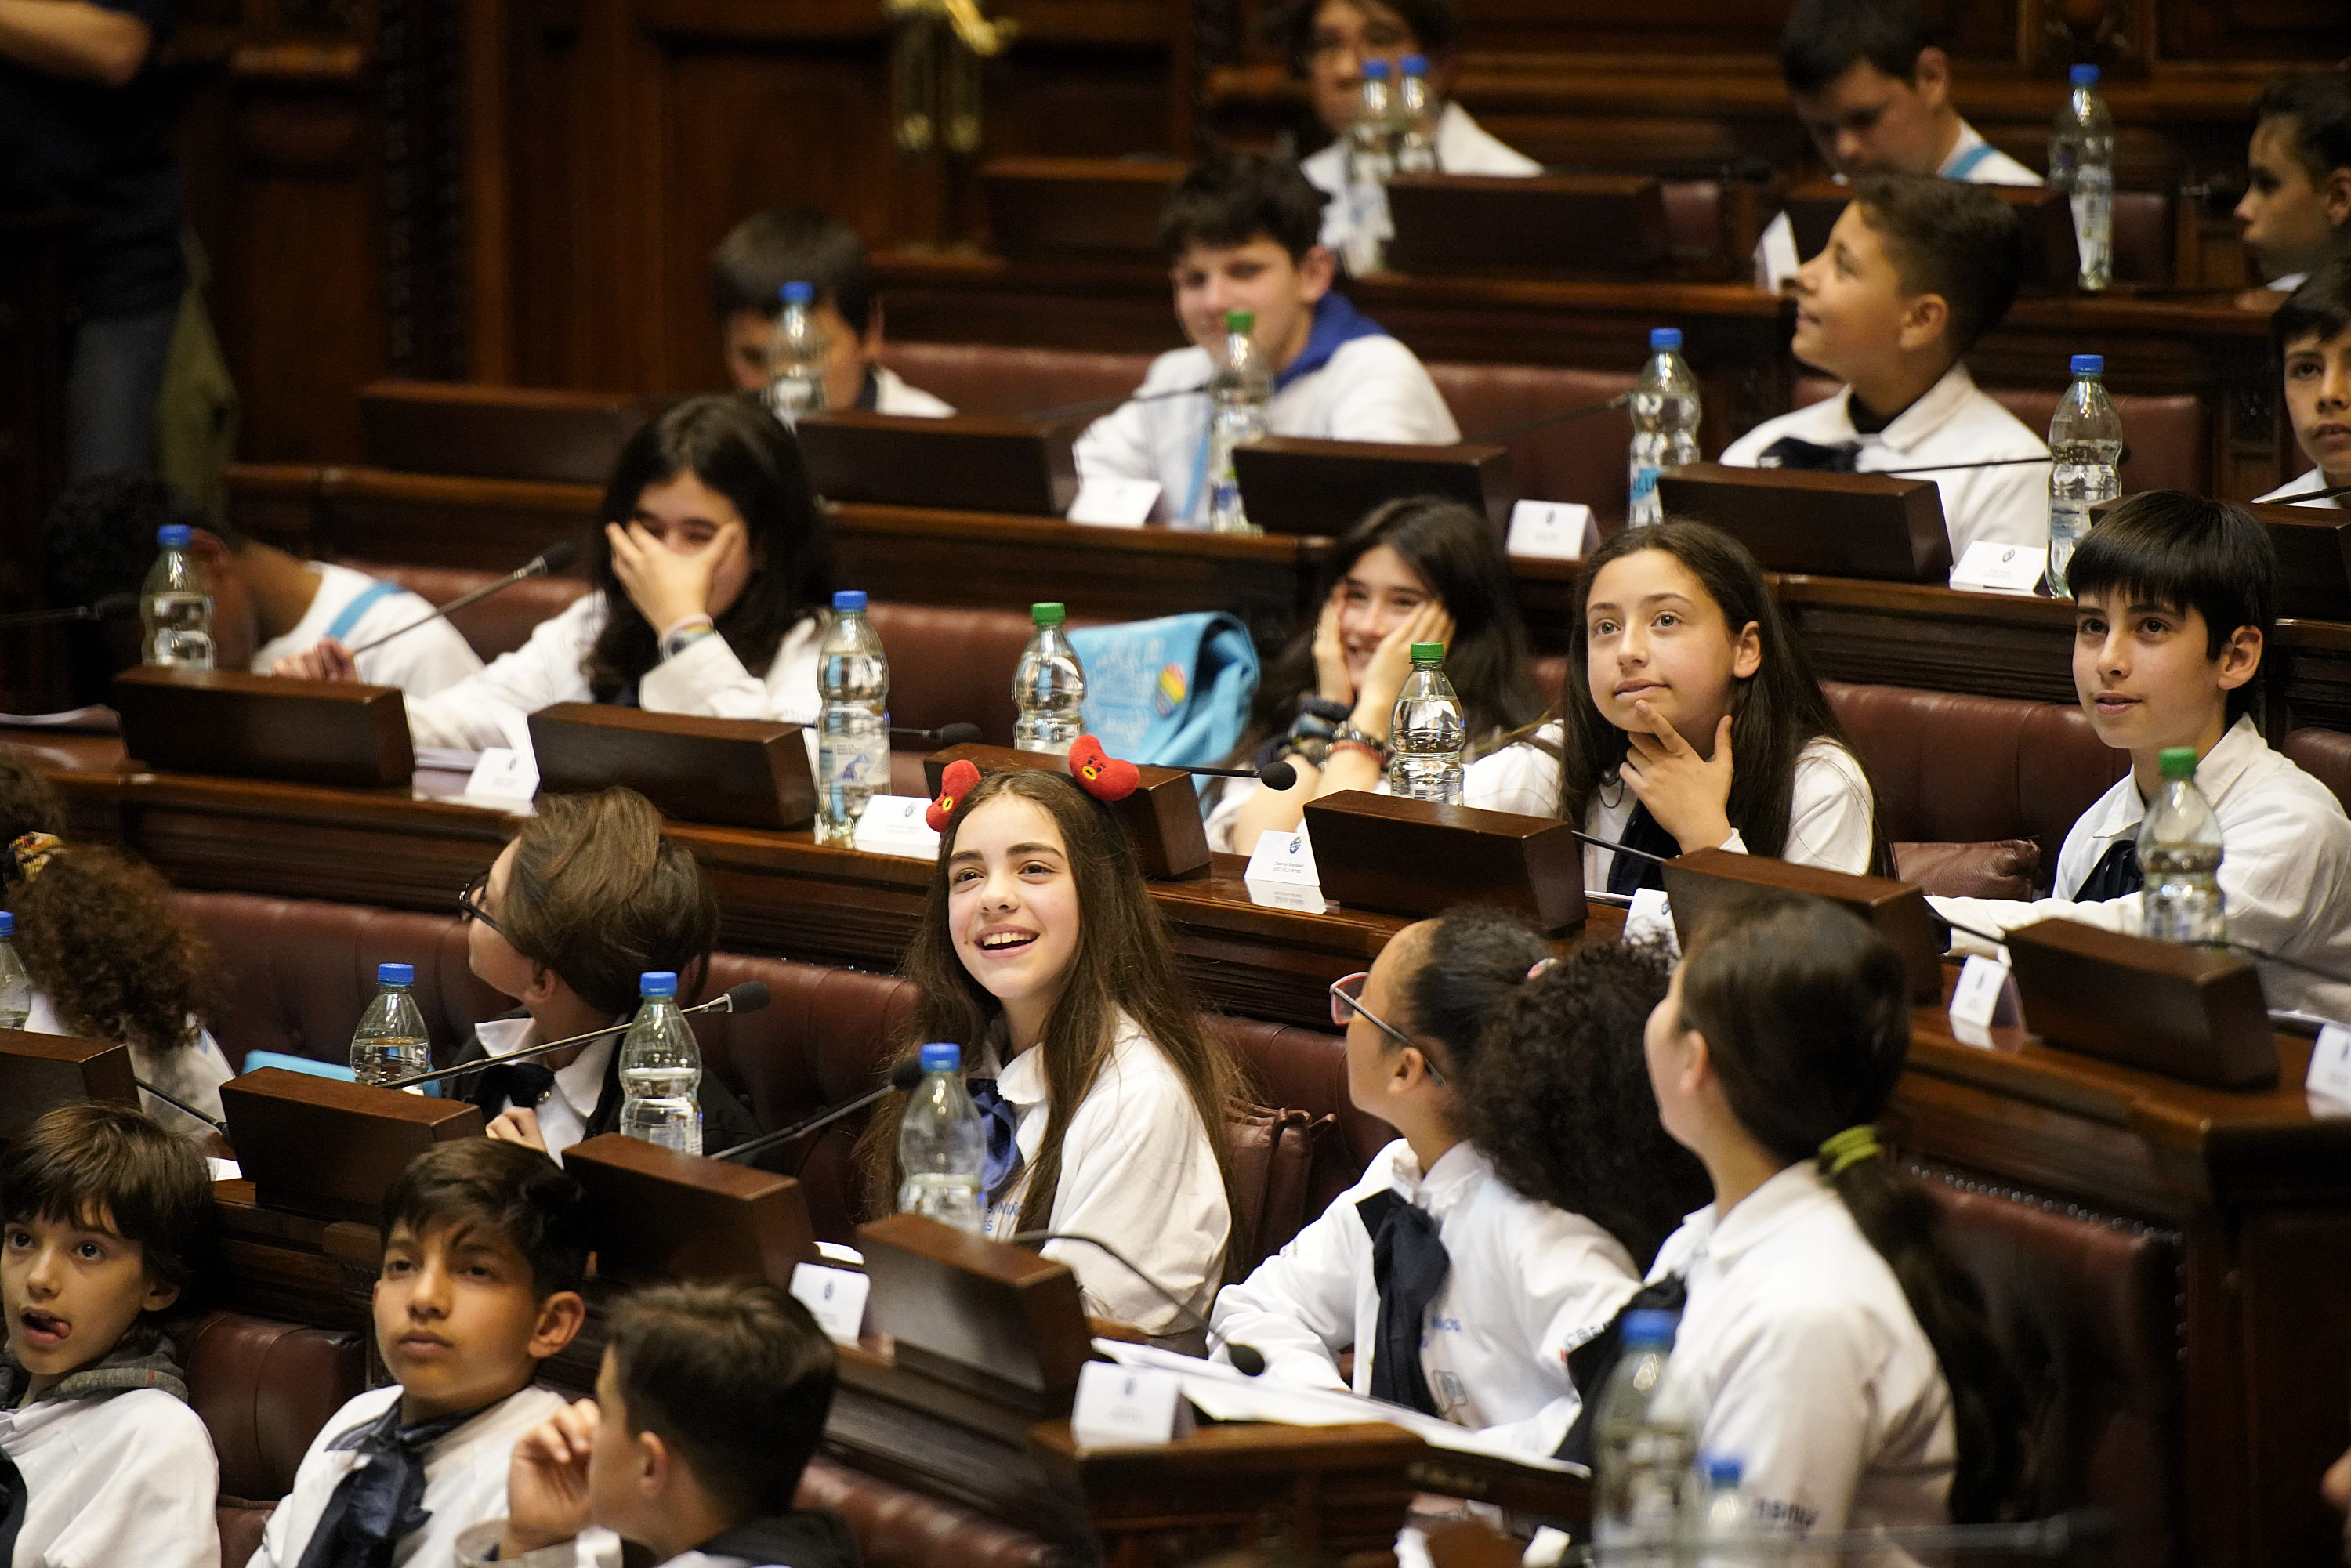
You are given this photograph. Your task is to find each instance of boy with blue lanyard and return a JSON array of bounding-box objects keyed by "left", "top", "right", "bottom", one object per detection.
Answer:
[{"left": 1070, "top": 150, "right": 1458, "bottom": 527}]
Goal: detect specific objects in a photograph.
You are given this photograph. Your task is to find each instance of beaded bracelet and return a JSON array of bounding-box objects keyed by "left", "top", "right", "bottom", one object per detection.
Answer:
[{"left": 661, "top": 617, "right": 719, "bottom": 661}]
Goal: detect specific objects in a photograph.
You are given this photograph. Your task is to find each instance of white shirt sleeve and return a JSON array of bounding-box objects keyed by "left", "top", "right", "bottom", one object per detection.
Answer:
[
  {"left": 1316, "top": 339, "right": 1460, "bottom": 445},
  {"left": 1208, "top": 1172, "right": 1375, "bottom": 1392},
  {"left": 1074, "top": 386, "right": 1172, "bottom": 489},
  {"left": 402, "top": 593, "right": 604, "bottom": 752},
  {"left": 1464, "top": 733, "right": 1560, "bottom": 817},
  {"left": 1688, "top": 1300, "right": 1879, "bottom": 1537},
  {"left": 637, "top": 615, "right": 821, "bottom": 725},
  {"left": 1773, "top": 741, "right": 1879, "bottom": 874},
  {"left": 360, "top": 614, "right": 484, "bottom": 700},
  {"left": 41, "top": 1396, "right": 220, "bottom": 1568},
  {"left": 1472, "top": 1215, "right": 1644, "bottom": 1456}
]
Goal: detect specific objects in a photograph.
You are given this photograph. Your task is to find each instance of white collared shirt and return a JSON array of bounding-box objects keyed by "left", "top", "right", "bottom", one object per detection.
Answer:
[
  {"left": 473, "top": 1016, "right": 615, "bottom": 1164},
  {"left": 1301, "top": 101, "right": 1544, "bottom": 256},
  {"left": 1755, "top": 118, "right": 2041, "bottom": 290},
  {"left": 1211, "top": 1139, "right": 1639, "bottom": 1454},
  {"left": 1070, "top": 339, "right": 1459, "bottom": 527},
  {"left": 870, "top": 366, "right": 955, "bottom": 418},
  {"left": 1719, "top": 362, "right": 2052, "bottom": 564},
  {"left": 255, "top": 561, "right": 484, "bottom": 697},
  {"left": 1650, "top": 1163, "right": 1956, "bottom": 1537},
  {"left": 974, "top": 1012, "right": 1230, "bottom": 1332},
  {"left": 1462, "top": 726, "right": 1877, "bottom": 885},
  {"left": 2269, "top": 272, "right": 2310, "bottom": 293},
  {"left": 2256, "top": 465, "right": 2342, "bottom": 508},
  {"left": 1932, "top": 715, "right": 2351, "bottom": 1021},
  {"left": 24, "top": 988, "right": 233, "bottom": 1143},
  {"left": 0, "top": 1384, "right": 220, "bottom": 1568},
  {"left": 401, "top": 592, "right": 824, "bottom": 759}
]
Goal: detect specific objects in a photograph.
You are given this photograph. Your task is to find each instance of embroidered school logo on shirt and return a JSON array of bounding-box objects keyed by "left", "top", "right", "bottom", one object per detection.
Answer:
[{"left": 1154, "top": 662, "right": 1187, "bottom": 718}]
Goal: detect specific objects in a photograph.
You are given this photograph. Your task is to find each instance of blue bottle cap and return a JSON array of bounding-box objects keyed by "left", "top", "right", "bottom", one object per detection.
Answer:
[
  {"left": 1361, "top": 59, "right": 1390, "bottom": 80},
  {"left": 377, "top": 961, "right": 415, "bottom": 986},
  {"left": 1703, "top": 1455, "right": 1744, "bottom": 1487},
  {"left": 919, "top": 1041, "right": 962, "bottom": 1073},
  {"left": 1621, "top": 1308, "right": 1679, "bottom": 1347},
  {"left": 781, "top": 281, "right": 815, "bottom": 305},
  {"left": 158, "top": 523, "right": 193, "bottom": 548},
  {"left": 1650, "top": 327, "right": 1683, "bottom": 351},
  {"left": 2070, "top": 353, "right": 2104, "bottom": 376},
  {"left": 639, "top": 970, "right": 679, "bottom": 998},
  {"left": 1400, "top": 53, "right": 1427, "bottom": 74},
  {"left": 832, "top": 589, "right": 868, "bottom": 614},
  {"left": 0, "top": 911, "right": 13, "bottom": 936},
  {"left": 2070, "top": 63, "right": 2099, "bottom": 87}
]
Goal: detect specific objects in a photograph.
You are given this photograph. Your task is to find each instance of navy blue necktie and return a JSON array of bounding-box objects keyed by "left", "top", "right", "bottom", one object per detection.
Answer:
[
  {"left": 1605, "top": 802, "right": 1683, "bottom": 898},
  {"left": 965, "top": 1077, "right": 1023, "bottom": 1203},
  {"left": 1757, "top": 435, "right": 1862, "bottom": 473},
  {"left": 1357, "top": 1189, "right": 1452, "bottom": 1417},
  {"left": 1556, "top": 1275, "right": 1690, "bottom": 1465},
  {"left": 296, "top": 1402, "right": 484, "bottom": 1568},
  {"left": 2076, "top": 838, "right": 2144, "bottom": 901}
]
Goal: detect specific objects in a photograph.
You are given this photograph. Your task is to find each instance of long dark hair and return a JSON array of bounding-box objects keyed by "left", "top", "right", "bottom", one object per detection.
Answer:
[
  {"left": 584, "top": 394, "right": 835, "bottom": 701},
  {"left": 1236, "top": 497, "right": 1542, "bottom": 762},
  {"left": 855, "top": 770, "right": 1248, "bottom": 1246},
  {"left": 1545, "top": 520, "right": 1891, "bottom": 871},
  {"left": 1678, "top": 892, "right": 2030, "bottom": 1524}
]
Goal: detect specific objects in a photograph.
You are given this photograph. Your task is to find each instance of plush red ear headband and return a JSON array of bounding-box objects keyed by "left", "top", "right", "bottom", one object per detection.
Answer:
[{"left": 923, "top": 736, "right": 1141, "bottom": 833}]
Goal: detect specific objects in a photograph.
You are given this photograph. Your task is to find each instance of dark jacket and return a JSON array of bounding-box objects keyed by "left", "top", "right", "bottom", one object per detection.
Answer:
[
  {"left": 690, "top": 1510, "right": 862, "bottom": 1568},
  {"left": 447, "top": 1010, "right": 766, "bottom": 1161}
]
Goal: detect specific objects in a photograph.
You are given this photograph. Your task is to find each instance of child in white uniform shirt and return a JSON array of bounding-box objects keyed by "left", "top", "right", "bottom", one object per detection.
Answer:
[
  {"left": 2256, "top": 261, "right": 2351, "bottom": 509},
  {"left": 1728, "top": 175, "right": 2049, "bottom": 567},
  {"left": 277, "top": 395, "right": 832, "bottom": 756},
  {"left": 1643, "top": 892, "right": 2027, "bottom": 1537},
  {"left": 1072, "top": 152, "right": 1457, "bottom": 527},
  {"left": 1213, "top": 911, "right": 1645, "bottom": 1452},
  {"left": 0, "top": 1104, "right": 219, "bottom": 1568},
  {"left": 2234, "top": 72, "right": 2351, "bottom": 296},
  {"left": 1465, "top": 521, "right": 1888, "bottom": 894},
  {"left": 1933, "top": 493, "right": 2351, "bottom": 1022},
  {"left": 859, "top": 766, "right": 1244, "bottom": 1333},
  {"left": 253, "top": 1141, "right": 595, "bottom": 1568}
]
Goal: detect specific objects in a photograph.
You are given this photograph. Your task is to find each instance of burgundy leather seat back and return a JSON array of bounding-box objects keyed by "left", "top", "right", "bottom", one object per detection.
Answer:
[
  {"left": 799, "top": 1456, "right": 1065, "bottom": 1568},
  {"left": 1788, "top": 377, "right": 2208, "bottom": 495},
  {"left": 867, "top": 601, "right": 1059, "bottom": 748},
  {"left": 178, "top": 1310, "right": 368, "bottom": 1499},
  {"left": 2284, "top": 729, "right": 2351, "bottom": 817},
  {"left": 876, "top": 342, "right": 1157, "bottom": 421},
  {"left": 1429, "top": 362, "right": 1636, "bottom": 528},
  {"left": 2110, "top": 190, "right": 2172, "bottom": 287},
  {"left": 346, "top": 559, "right": 592, "bottom": 662}
]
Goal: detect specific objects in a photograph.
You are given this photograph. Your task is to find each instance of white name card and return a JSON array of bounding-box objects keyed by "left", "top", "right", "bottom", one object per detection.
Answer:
[
  {"left": 1067, "top": 476, "right": 1161, "bottom": 528},
  {"left": 1625, "top": 886, "right": 1677, "bottom": 954},
  {"left": 1949, "top": 541, "right": 2048, "bottom": 596},
  {"left": 789, "top": 1263, "right": 872, "bottom": 1347},
  {"left": 461, "top": 746, "right": 539, "bottom": 804},
  {"left": 851, "top": 795, "right": 944, "bottom": 860},
  {"left": 1507, "top": 500, "right": 1600, "bottom": 561},
  {"left": 1070, "top": 1360, "right": 1192, "bottom": 1449},
  {"left": 1244, "top": 827, "right": 1325, "bottom": 913},
  {"left": 1947, "top": 954, "right": 2023, "bottom": 1048},
  {"left": 2308, "top": 1023, "right": 2351, "bottom": 1106}
]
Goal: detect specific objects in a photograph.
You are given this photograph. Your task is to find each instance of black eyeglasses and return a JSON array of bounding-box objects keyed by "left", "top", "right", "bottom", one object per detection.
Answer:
[
  {"left": 457, "top": 871, "right": 499, "bottom": 933},
  {"left": 1329, "top": 972, "right": 1444, "bottom": 1085}
]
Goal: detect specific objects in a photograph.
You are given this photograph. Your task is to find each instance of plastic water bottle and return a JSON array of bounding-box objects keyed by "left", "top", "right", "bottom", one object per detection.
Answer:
[
  {"left": 2049, "top": 65, "right": 2114, "bottom": 292},
  {"left": 897, "top": 1041, "right": 986, "bottom": 1232},
  {"left": 350, "top": 962, "right": 431, "bottom": 1088},
  {"left": 1592, "top": 1309, "right": 1695, "bottom": 1556},
  {"left": 0, "top": 913, "right": 30, "bottom": 1031},
  {"left": 2046, "top": 353, "right": 2123, "bottom": 596},
  {"left": 1389, "top": 642, "right": 1465, "bottom": 804},
  {"left": 1012, "top": 602, "right": 1085, "bottom": 757},
  {"left": 1686, "top": 1456, "right": 1769, "bottom": 1568},
  {"left": 765, "top": 281, "right": 830, "bottom": 427},
  {"left": 619, "top": 970, "right": 702, "bottom": 1155},
  {"left": 1395, "top": 54, "right": 1438, "bottom": 175},
  {"left": 1629, "top": 328, "right": 1702, "bottom": 530},
  {"left": 1343, "top": 60, "right": 1398, "bottom": 274},
  {"left": 817, "top": 589, "right": 890, "bottom": 845},
  {"left": 140, "top": 523, "right": 215, "bottom": 669},
  {"left": 2140, "top": 745, "right": 2225, "bottom": 945},
  {"left": 1206, "top": 309, "right": 1271, "bottom": 535}
]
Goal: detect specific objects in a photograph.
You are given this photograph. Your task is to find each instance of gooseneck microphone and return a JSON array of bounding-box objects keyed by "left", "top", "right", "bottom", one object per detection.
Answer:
[
  {"left": 1466, "top": 392, "right": 1633, "bottom": 445},
  {"left": 2265, "top": 479, "right": 2351, "bottom": 505},
  {"left": 713, "top": 1056, "right": 925, "bottom": 1164},
  {"left": 889, "top": 722, "right": 984, "bottom": 748},
  {"left": 1007, "top": 1229, "right": 1267, "bottom": 1375},
  {"left": 136, "top": 1077, "right": 229, "bottom": 1134},
  {"left": 0, "top": 592, "right": 139, "bottom": 629},
  {"left": 342, "top": 540, "right": 581, "bottom": 657},
  {"left": 1569, "top": 827, "right": 1669, "bottom": 866},
  {"left": 377, "top": 980, "right": 771, "bottom": 1091},
  {"left": 1180, "top": 759, "right": 1298, "bottom": 791}
]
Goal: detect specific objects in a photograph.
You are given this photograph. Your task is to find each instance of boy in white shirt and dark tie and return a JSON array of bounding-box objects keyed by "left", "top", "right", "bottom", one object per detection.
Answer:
[
  {"left": 2256, "top": 258, "right": 2351, "bottom": 508},
  {"left": 2233, "top": 70, "right": 2351, "bottom": 296}
]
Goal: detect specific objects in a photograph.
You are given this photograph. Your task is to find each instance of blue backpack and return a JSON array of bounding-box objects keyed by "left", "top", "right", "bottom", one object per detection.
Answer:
[{"left": 1065, "top": 612, "right": 1259, "bottom": 769}]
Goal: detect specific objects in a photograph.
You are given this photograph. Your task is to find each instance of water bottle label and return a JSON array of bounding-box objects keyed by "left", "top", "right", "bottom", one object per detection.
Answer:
[{"left": 1629, "top": 466, "right": 1659, "bottom": 502}]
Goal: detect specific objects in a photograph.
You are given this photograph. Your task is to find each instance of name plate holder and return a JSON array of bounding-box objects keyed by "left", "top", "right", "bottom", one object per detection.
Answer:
[
  {"left": 114, "top": 667, "right": 415, "bottom": 788},
  {"left": 0, "top": 1029, "right": 138, "bottom": 1140},
  {"left": 1234, "top": 438, "right": 1514, "bottom": 537},
  {"left": 1301, "top": 791, "right": 1586, "bottom": 934},
  {"left": 2002, "top": 918, "right": 2277, "bottom": 1090},
  {"left": 1657, "top": 463, "right": 1952, "bottom": 583},
  {"left": 857, "top": 1212, "right": 1095, "bottom": 1418},
  {"left": 795, "top": 411, "right": 1085, "bottom": 517},
  {"left": 220, "top": 1067, "right": 485, "bottom": 1222},
  {"left": 564, "top": 1133, "right": 818, "bottom": 1287},
  {"left": 1782, "top": 180, "right": 2081, "bottom": 292},
  {"left": 1386, "top": 173, "right": 1672, "bottom": 277},
  {"left": 1661, "top": 847, "right": 1943, "bottom": 1004},
  {"left": 529, "top": 703, "right": 814, "bottom": 831},
  {"left": 922, "top": 743, "right": 1210, "bottom": 881}
]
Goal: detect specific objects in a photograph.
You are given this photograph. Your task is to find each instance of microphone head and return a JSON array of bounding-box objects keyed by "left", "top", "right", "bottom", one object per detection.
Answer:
[
  {"left": 934, "top": 722, "right": 983, "bottom": 748},
  {"left": 722, "top": 980, "right": 771, "bottom": 1014},
  {"left": 534, "top": 538, "right": 581, "bottom": 574},
  {"left": 889, "top": 1057, "right": 926, "bottom": 1092},
  {"left": 90, "top": 592, "right": 139, "bottom": 620},
  {"left": 1256, "top": 759, "right": 1298, "bottom": 791},
  {"left": 1226, "top": 1342, "right": 1266, "bottom": 1377}
]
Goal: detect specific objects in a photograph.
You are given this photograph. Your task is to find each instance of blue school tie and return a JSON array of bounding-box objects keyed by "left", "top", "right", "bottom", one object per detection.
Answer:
[
  {"left": 1357, "top": 1189, "right": 1451, "bottom": 1418},
  {"left": 1605, "top": 802, "right": 1683, "bottom": 898},
  {"left": 2074, "top": 838, "right": 2144, "bottom": 901},
  {"left": 1756, "top": 435, "right": 1862, "bottom": 473},
  {"left": 1556, "top": 1274, "right": 1690, "bottom": 1465},
  {"left": 295, "top": 1401, "right": 485, "bottom": 1568},
  {"left": 965, "top": 1077, "right": 1024, "bottom": 1203}
]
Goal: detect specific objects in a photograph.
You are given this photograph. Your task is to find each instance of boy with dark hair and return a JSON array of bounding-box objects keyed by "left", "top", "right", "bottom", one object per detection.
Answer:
[
  {"left": 43, "top": 472, "right": 480, "bottom": 697},
  {"left": 1275, "top": 0, "right": 1538, "bottom": 259},
  {"left": 708, "top": 208, "right": 951, "bottom": 416},
  {"left": 2259, "top": 258, "right": 2351, "bottom": 507},
  {"left": 458, "top": 1280, "right": 854, "bottom": 1568},
  {"left": 252, "top": 1140, "right": 595, "bottom": 1568},
  {"left": 1723, "top": 174, "right": 2049, "bottom": 564},
  {"left": 2236, "top": 70, "right": 2351, "bottom": 292},
  {"left": 0, "top": 1103, "right": 219, "bottom": 1567},
  {"left": 1935, "top": 491, "right": 2351, "bottom": 1022},
  {"left": 1757, "top": 0, "right": 2038, "bottom": 289},
  {"left": 1072, "top": 151, "right": 1456, "bottom": 527}
]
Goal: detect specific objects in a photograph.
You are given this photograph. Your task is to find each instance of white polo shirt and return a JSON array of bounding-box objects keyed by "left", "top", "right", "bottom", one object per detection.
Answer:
[{"left": 254, "top": 560, "right": 484, "bottom": 697}]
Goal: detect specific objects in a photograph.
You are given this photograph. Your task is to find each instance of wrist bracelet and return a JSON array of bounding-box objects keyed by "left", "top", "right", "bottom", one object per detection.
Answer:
[
  {"left": 1287, "top": 737, "right": 1331, "bottom": 769},
  {"left": 661, "top": 621, "right": 718, "bottom": 661},
  {"left": 1288, "top": 711, "right": 1339, "bottom": 745},
  {"left": 1329, "top": 726, "right": 1391, "bottom": 766}
]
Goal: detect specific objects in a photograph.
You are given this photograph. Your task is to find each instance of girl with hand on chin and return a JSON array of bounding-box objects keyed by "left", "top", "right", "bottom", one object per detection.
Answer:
[
  {"left": 1470, "top": 520, "right": 1889, "bottom": 893},
  {"left": 275, "top": 393, "right": 835, "bottom": 755},
  {"left": 1215, "top": 496, "right": 1542, "bottom": 852},
  {"left": 860, "top": 766, "right": 1246, "bottom": 1334}
]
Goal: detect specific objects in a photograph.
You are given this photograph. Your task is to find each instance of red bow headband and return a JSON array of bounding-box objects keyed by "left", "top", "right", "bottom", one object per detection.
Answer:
[{"left": 924, "top": 735, "right": 1141, "bottom": 833}]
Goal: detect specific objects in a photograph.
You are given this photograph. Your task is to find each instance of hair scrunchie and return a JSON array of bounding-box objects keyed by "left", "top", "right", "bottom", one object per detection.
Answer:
[
  {"left": 5, "top": 832, "right": 62, "bottom": 886},
  {"left": 1817, "top": 1123, "right": 1882, "bottom": 1178}
]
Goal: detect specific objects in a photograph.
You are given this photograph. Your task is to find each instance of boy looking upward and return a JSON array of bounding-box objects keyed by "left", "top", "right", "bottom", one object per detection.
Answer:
[
  {"left": 2258, "top": 259, "right": 2351, "bottom": 508},
  {"left": 709, "top": 208, "right": 952, "bottom": 416},
  {"left": 1072, "top": 151, "right": 1457, "bottom": 527},
  {"left": 2235, "top": 71, "right": 2351, "bottom": 294}
]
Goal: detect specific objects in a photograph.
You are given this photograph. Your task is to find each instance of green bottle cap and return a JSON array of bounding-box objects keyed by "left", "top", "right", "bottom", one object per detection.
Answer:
[
  {"left": 1031, "top": 602, "right": 1066, "bottom": 627},
  {"left": 1410, "top": 642, "right": 1444, "bottom": 664},
  {"left": 1225, "top": 309, "right": 1255, "bottom": 334},
  {"left": 2158, "top": 746, "right": 2198, "bottom": 780}
]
